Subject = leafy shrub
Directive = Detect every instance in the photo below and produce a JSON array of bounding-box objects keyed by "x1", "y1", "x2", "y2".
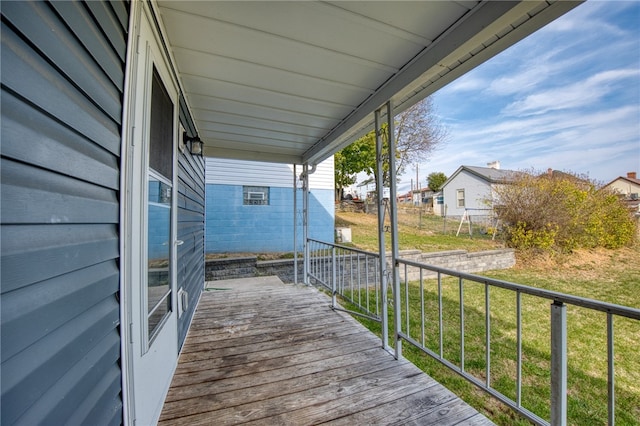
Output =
[
  {"x1": 492, "y1": 169, "x2": 636, "y2": 252},
  {"x1": 508, "y1": 221, "x2": 558, "y2": 250}
]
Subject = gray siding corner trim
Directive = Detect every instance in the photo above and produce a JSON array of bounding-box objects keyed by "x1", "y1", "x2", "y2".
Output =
[{"x1": 1, "y1": 1, "x2": 129, "y2": 424}]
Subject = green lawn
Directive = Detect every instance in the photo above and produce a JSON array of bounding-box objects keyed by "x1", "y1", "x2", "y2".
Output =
[
  {"x1": 335, "y1": 211, "x2": 640, "y2": 425},
  {"x1": 336, "y1": 210, "x2": 503, "y2": 253}
]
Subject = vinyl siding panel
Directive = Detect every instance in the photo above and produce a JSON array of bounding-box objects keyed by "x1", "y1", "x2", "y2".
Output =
[
  {"x1": 309, "y1": 156, "x2": 334, "y2": 190},
  {"x1": 49, "y1": 1, "x2": 125, "y2": 91},
  {"x1": 1, "y1": 1, "x2": 128, "y2": 424},
  {"x1": 1, "y1": 158, "x2": 119, "y2": 224},
  {"x1": 206, "y1": 156, "x2": 334, "y2": 190},
  {"x1": 1, "y1": 90, "x2": 119, "y2": 189},
  {"x1": 1, "y1": 22, "x2": 121, "y2": 155},
  {"x1": 206, "y1": 158, "x2": 296, "y2": 187},
  {"x1": 177, "y1": 106, "x2": 206, "y2": 347}
]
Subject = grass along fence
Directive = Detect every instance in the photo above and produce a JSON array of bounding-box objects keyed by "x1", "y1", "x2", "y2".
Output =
[{"x1": 307, "y1": 239, "x2": 640, "y2": 425}]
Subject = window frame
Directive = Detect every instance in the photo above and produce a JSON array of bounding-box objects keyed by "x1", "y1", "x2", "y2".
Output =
[
  {"x1": 456, "y1": 189, "x2": 465, "y2": 208},
  {"x1": 243, "y1": 185, "x2": 270, "y2": 206}
]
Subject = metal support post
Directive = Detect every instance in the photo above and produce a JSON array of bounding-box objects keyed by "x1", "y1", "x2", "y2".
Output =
[
  {"x1": 302, "y1": 164, "x2": 309, "y2": 285},
  {"x1": 293, "y1": 164, "x2": 298, "y2": 284},
  {"x1": 551, "y1": 302, "x2": 567, "y2": 426},
  {"x1": 375, "y1": 108, "x2": 389, "y2": 352},
  {"x1": 386, "y1": 100, "x2": 402, "y2": 360}
]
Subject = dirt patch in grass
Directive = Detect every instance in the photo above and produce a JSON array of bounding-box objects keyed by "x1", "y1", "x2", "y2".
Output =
[{"x1": 335, "y1": 211, "x2": 378, "y2": 227}]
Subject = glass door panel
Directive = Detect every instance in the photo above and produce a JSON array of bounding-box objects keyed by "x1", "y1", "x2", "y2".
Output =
[
  {"x1": 145, "y1": 66, "x2": 174, "y2": 347},
  {"x1": 147, "y1": 176, "x2": 172, "y2": 342}
]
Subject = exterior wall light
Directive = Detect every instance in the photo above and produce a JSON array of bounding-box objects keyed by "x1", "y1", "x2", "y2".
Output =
[{"x1": 183, "y1": 132, "x2": 203, "y2": 155}]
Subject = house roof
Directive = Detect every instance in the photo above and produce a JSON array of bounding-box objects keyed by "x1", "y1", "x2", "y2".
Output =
[
  {"x1": 442, "y1": 165, "x2": 519, "y2": 188},
  {"x1": 155, "y1": 1, "x2": 582, "y2": 165},
  {"x1": 605, "y1": 176, "x2": 640, "y2": 188}
]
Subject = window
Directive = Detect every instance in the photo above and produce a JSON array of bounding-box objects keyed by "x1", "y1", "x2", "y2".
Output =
[
  {"x1": 243, "y1": 186, "x2": 269, "y2": 205},
  {"x1": 456, "y1": 189, "x2": 465, "y2": 208}
]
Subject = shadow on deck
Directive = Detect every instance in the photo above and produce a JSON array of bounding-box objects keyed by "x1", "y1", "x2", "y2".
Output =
[{"x1": 160, "y1": 276, "x2": 494, "y2": 425}]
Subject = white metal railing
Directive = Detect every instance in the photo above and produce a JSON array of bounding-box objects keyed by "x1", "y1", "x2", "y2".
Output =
[
  {"x1": 305, "y1": 238, "x2": 640, "y2": 426},
  {"x1": 307, "y1": 238, "x2": 381, "y2": 323}
]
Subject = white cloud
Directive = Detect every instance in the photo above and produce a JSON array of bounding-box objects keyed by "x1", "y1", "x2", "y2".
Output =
[
  {"x1": 503, "y1": 68, "x2": 640, "y2": 116},
  {"x1": 440, "y1": 73, "x2": 488, "y2": 94},
  {"x1": 420, "y1": 102, "x2": 640, "y2": 182}
]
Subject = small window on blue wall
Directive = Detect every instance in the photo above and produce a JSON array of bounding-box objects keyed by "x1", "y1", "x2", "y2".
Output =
[{"x1": 243, "y1": 186, "x2": 269, "y2": 205}]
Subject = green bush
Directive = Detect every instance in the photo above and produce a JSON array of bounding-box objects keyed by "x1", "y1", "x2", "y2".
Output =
[
  {"x1": 508, "y1": 221, "x2": 558, "y2": 250},
  {"x1": 492, "y1": 170, "x2": 636, "y2": 252}
]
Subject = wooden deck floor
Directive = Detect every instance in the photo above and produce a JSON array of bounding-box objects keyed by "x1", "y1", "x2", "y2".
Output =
[{"x1": 160, "y1": 276, "x2": 493, "y2": 425}]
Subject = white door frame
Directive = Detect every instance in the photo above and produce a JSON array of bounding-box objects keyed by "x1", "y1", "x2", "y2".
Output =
[{"x1": 120, "y1": 2, "x2": 180, "y2": 424}]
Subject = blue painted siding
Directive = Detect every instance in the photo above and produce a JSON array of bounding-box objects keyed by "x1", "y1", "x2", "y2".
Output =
[
  {"x1": 206, "y1": 185, "x2": 334, "y2": 253},
  {"x1": 176, "y1": 102, "x2": 206, "y2": 348}
]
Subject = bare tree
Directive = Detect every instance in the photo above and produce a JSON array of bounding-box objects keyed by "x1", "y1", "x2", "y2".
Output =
[
  {"x1": 335, "y1": 96, "x2": 448, "y2": 197},
  {"x1": 394, "y1": 97, "x2": 448, "y2": 179}
]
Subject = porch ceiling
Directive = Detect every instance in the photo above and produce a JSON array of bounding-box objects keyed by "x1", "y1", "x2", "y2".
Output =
[{"x1": 156, "y1": 1, "x2": 581, "y2": 165}]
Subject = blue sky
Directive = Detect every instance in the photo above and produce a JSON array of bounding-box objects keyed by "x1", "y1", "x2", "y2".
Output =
[{"x1": 401, "y1": 0, "x2": 640, "y2": 192}]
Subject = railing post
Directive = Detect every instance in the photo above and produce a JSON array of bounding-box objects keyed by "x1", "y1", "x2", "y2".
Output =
[
  {"x1": 331, "y1": 246, "x2": 337, "y2": 309},
  {"x1": 551, "y1": 301, "x2": 567, "y2": 426},
  {"x1": 607, "y1": 313, "x2": 615, "y2": 426}
]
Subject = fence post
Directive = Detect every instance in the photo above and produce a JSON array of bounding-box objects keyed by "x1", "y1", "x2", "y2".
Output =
[{"x1": 551, "y1": 301, "x2": 567, "y2": 426}]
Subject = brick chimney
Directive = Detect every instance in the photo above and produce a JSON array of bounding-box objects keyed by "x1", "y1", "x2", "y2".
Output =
[{"x1": 627, "y1": 172, "x2": 637, "y2": 179}]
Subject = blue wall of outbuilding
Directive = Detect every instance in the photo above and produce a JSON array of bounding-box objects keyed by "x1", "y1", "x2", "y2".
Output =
[{"x1": 205, "y1": 184, "x2": 334, "y2": 253}]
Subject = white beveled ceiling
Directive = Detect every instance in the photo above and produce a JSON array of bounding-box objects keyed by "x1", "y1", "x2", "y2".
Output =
[{"x1": 156, "y1": 1, "x2": 581, "y2": 165}]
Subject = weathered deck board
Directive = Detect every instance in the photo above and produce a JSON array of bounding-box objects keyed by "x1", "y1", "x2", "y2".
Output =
[{"x1": 160, "y1": 276, "x2": 493, "y2": 425}]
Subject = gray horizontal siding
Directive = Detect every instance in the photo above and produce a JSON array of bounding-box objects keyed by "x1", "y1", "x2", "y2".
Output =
[
  {"x1": 1, "y1": 90, "x2": 119, "y2": 189},
  {"x1": 1, "y1": 223, "x2": 119, "y2": 294},
  {"x1": 2, "y1": 261, "x2": 120, "y2": 362},
  {"x1": 1, "y1": 1, "x2": 128, "y2": 425},
  {"x1": 49, "y1": 1, "x2": 125, "y2": 91},
  {"x1": 1, "y1": 159, "x2": 119, "y2": 224},
  {"x1": 1, "y1": 21, "x2": 121, "y2": 155},
  {"x1": 177, "y1": 113, "x2": 206, "y2": 347}
]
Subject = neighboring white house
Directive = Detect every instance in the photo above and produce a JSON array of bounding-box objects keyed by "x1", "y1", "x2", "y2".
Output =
[
  {"x1": 604, "y1": 172, "x2": 640, "y2": 218},
  {"x1": 441, "y1": 163, "x2": 517, "y2": 218},
  {"x1": 604, "y1": 172, "x2": 640, "y2": 200}
]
